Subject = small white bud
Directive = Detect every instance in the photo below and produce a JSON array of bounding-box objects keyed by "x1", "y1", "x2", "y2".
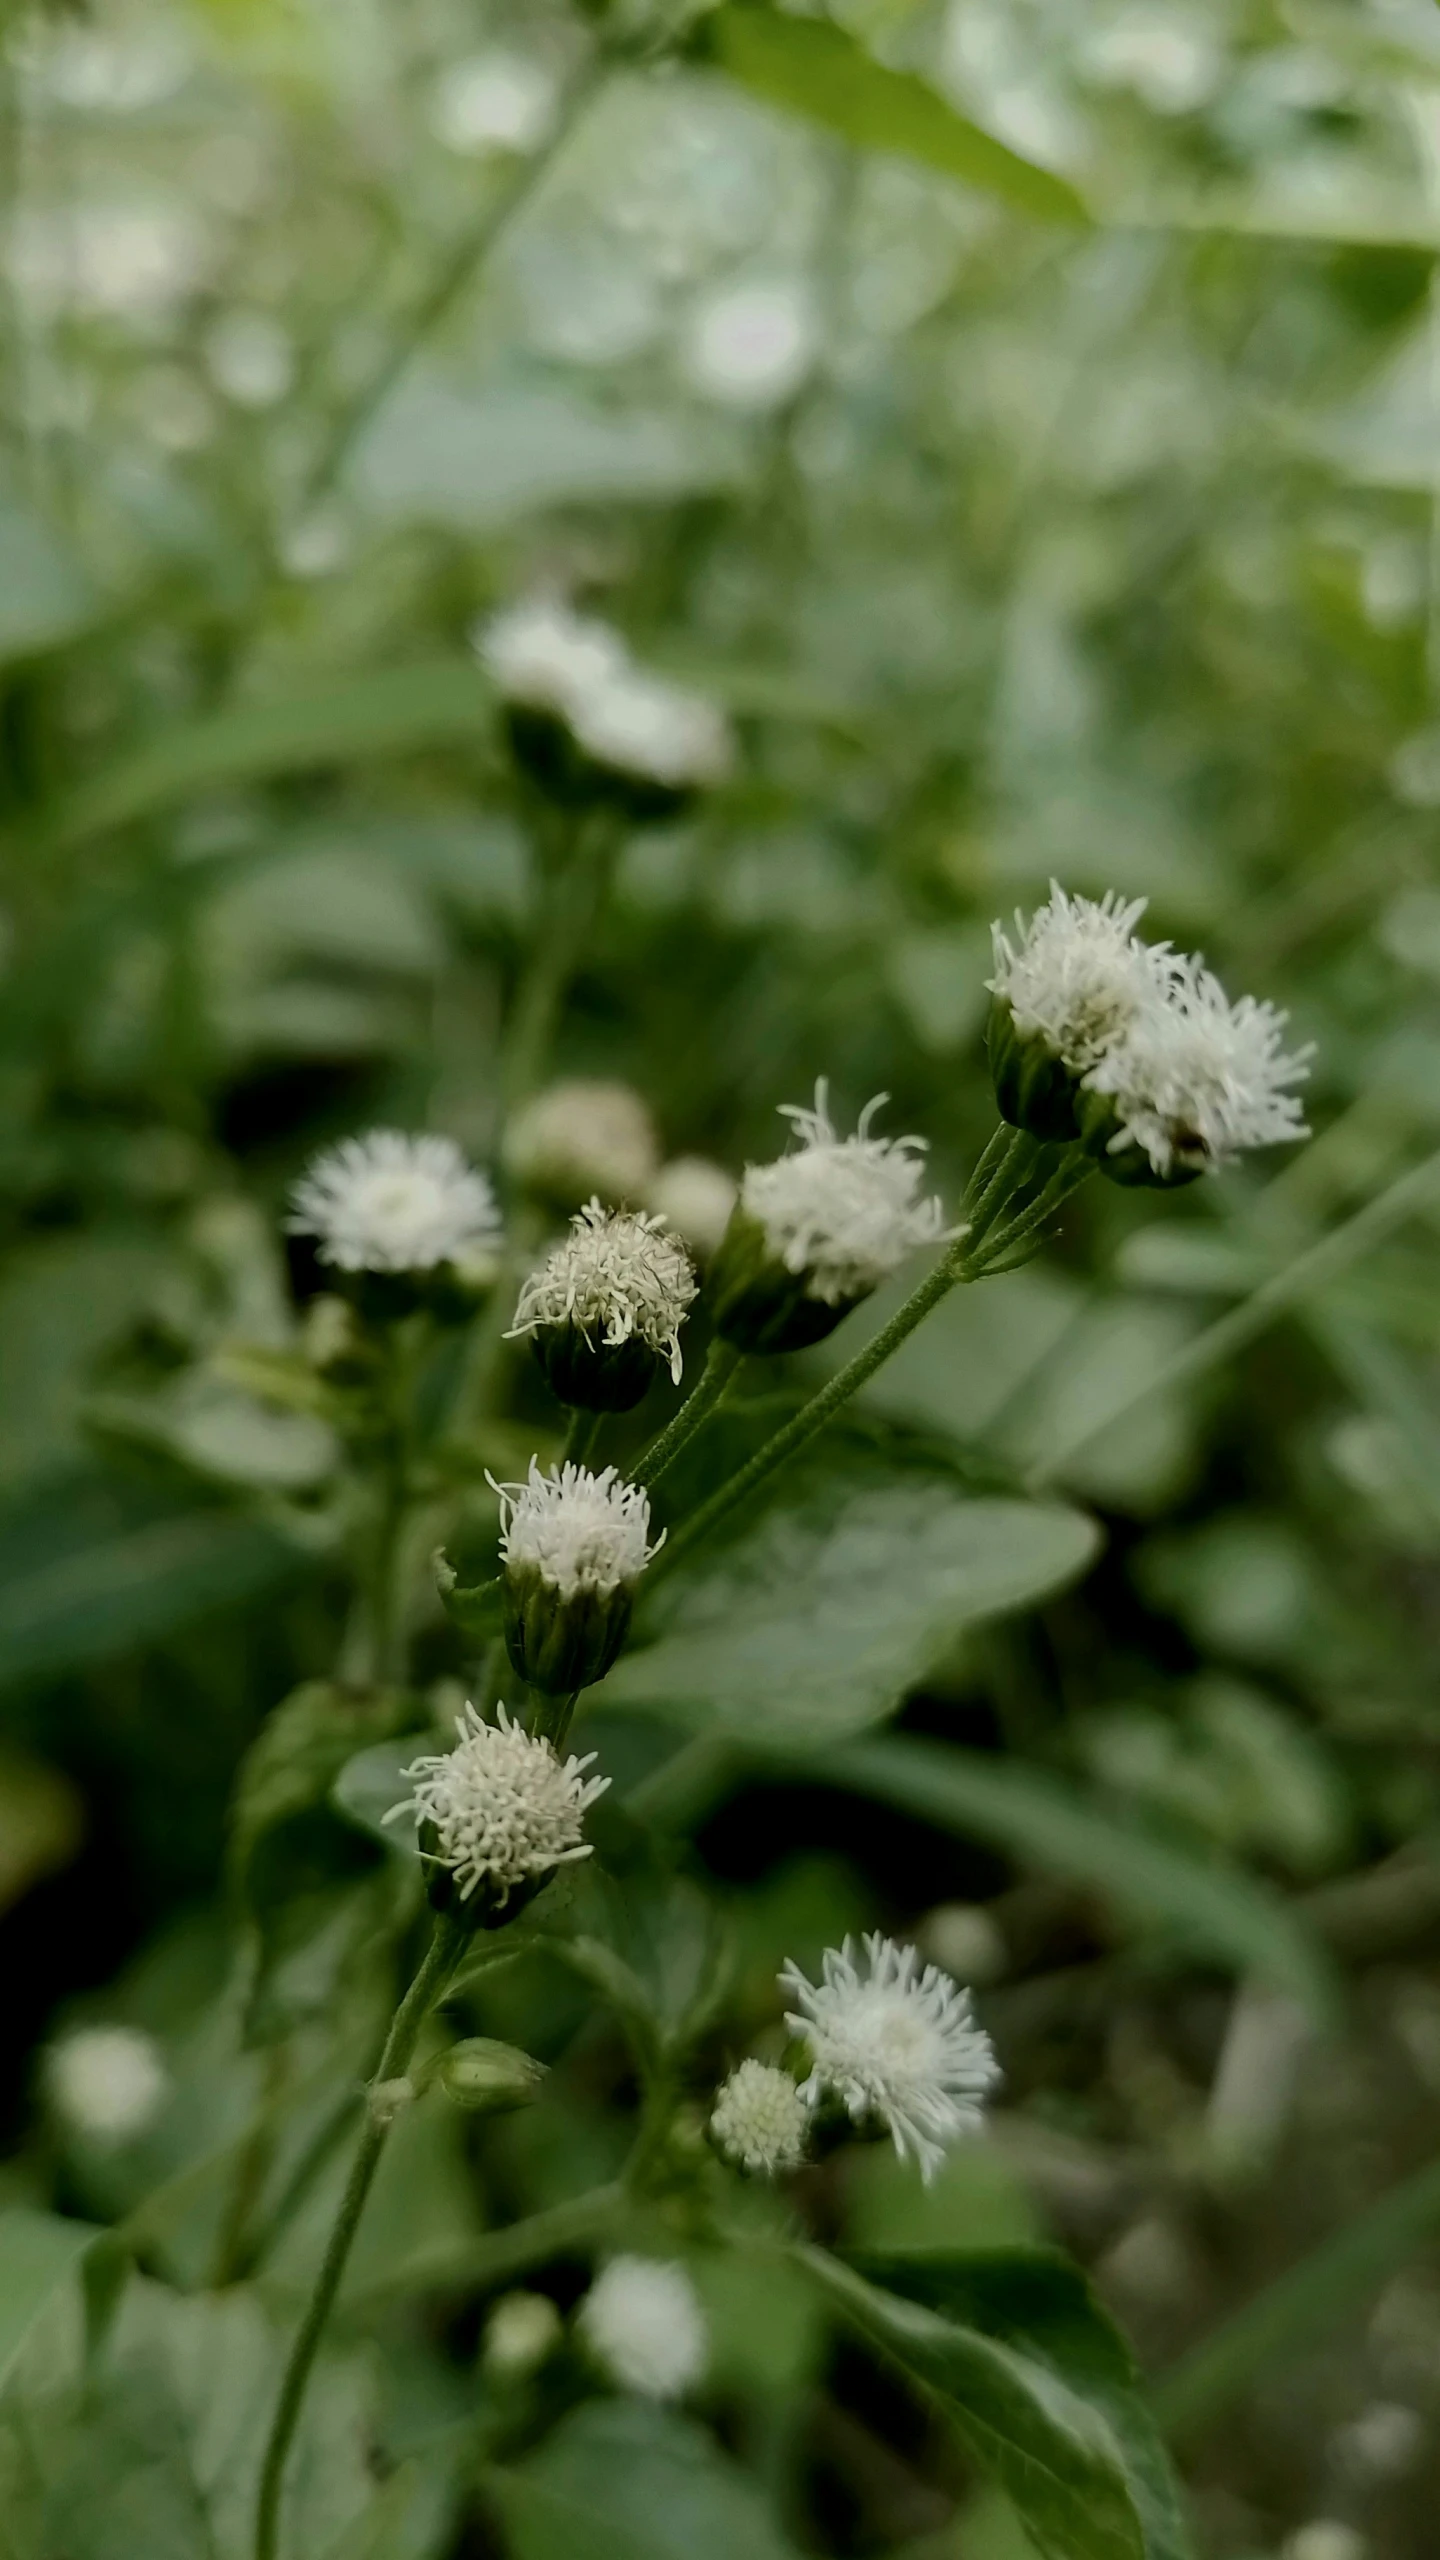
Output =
[
  {"x1": 578, "y1": 2256, "x2": 708, "y2": 2401},
  {"x1": 46, "y1": 2026, "x2": 169, "y2": 2144},
  {"x1": 781, "y1": 1931, "x2": 1000, "y2": 2185},
  {"x1": 368, "y1": 2075, "x2": 415, "y2": 2128},
  {"x1": 710, "y1": 2060, "x2": 809, "y2": 2175},
  {"x1": 647, "y1": 1156, "x2": 738, "y2": 1260},
  {"x1": 504, "y1": 1079, "x2": 659, "y2": 1208},
  {"x1": 483, "y1": 2289, "x2": 563, "y2": 2380}
]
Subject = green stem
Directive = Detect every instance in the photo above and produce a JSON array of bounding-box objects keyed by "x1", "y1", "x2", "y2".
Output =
[
  {"x1": 637, "y1": 1338, "x2": 743, "y2": 1487},
  {"x1": 299, "y1": 52, "x2": 610, "y2": 513},
  {"x1": 253, "y1": 1918, "x2": 463, "y2": 2560},
  {"x1": 651, "y1": 1130, "x2": 1091, "y2": 1582},
  {"x1": 562, "y1": 1407, "x2": 604, "y2": 1467},
  {"x1": 501, "y1": 808, "x2": 622, "y2": 1116}
]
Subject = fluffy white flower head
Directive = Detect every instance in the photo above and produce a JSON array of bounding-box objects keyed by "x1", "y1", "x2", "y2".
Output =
[
  {"x1": 289, "y1": 1130, "x2": 502, "y2": 1275},
  {"x1": 489, "y1": 1457, "x2": 662, "y2": 1597},
  {"x1": 579, "y1": 2256, "x2": 708, "y2": 2401},
  {"x1": 741, "y1": 1080, "x2": 954, "y2": 1305},
  {"x1": 504, "y1": 1078, "x2": 659, "y2": 1205},
  {"x1": 1084, "y1": 955, "x2": 1312, "y2": 1176},
  {"x1": 648, "y1": 1154, "x2": 738, "y2": 1259},
  {"x1": 47, "y1": 2025, "x2": 169, "y2": 2143},
  {"x1": 386, "y1": 1703, "x2": 608, "y2": 1903},
  {"x1": 507, "y1": 1201, "x2": 697, "y2": 1383},
  {"x1": 782, "y1": 1932, "x2": 1000, "y2": 2183},
  {"x1": 570, "y1": 664, "x2": 734, "y2": 789},
  {"x1": 988, "y1": 883, "x2": 1172, "y2": 1076},
  {"x1": 710, "y1": 2059, "x2": 809, "y2": 2174},
  {"x1": 478, "y1": 595, "x2": 626, "y2": 716}
]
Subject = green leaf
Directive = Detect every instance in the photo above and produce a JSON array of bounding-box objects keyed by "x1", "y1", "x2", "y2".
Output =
[
  {"x1": 607, "y1": 1456, "x2": 1098, "y2": 1745},
  {"x1": 0, "y1": 2208, "x2": 102, "y2": 2394},
  {"x1": 231, "y1": 1683, "x2": 413, "y2": 1911},
  {"x1": 795, "y1": 2247, "x2": 1161, "y2": 2560},
  {"x1": 43, "y1": 658, "x2": 492, "y2": 850},
  {"x1": 817, "y1": 1735, "x2": 1338, "y2": 2022},
  {"x1": 0, "y1": 1476, "x2": 301, "y2": 1690},
  {"x1": 1154, "y1": 2155, "x2": 1440, "y2": 2441},
  {"x1": 0, "y1": 494, "x2": 95, "y2": 665},
  {"x1": 702, "y1": 7, "x2": 1088, "y2": 227},
  {"x1": 493, "y1": 2398, "x2": 801, "y2": 2560},
  {"x1": 331, "y1": 1735, "x2": 430, "y2": 1859},
  {"x1": 848, "y1": 2252, "x2": 1192, "y2": 2560}
]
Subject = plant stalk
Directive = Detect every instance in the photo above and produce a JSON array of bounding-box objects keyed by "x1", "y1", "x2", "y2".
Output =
[
  {"x1": 253, "y1": 1917, "x2": 463, "y2": 2560},
  {"x1": 637, "y1": 1336, "x2": 743, "y2": 1487}
]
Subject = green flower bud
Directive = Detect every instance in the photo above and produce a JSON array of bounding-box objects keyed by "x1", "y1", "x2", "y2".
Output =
[
  {"x1": 438, "y1": 2037, "x2": 546, "y2": 2114},
  {"x1": 490, "y1": 1461, "x2": 659, "y2": 1695},
  {"x1": 707, "y1": 1206, "x2": 860, "y2": 1355},
  {"x1": 532, "y1": 1320, "x2": 661, "y2": 1414},
  {"x1": 986, "y1": 996, "x2": 1084, "y2": 1143}
]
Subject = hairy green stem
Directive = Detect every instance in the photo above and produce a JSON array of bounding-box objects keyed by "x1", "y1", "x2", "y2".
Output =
[
  {"x1": 253, "y1": 1918, "x2": 463, "y2": 2560},
  {"x1": 638, "y1": 1337, "x2": 743, "y2": 1487},
  {"x1": 501, "y1": 809, "x2": 622, "y2": 1115},
  {"x1": 562, "y1": 1407, "x2": 604, "y2": 1467}
]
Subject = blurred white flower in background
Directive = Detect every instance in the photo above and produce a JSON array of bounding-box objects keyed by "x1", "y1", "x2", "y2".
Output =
[
  {"x1": 10, "y1": 203, "x2": 204, "y2": 324},
  {"x1": 579, "y1": 2256, "x2": 708, "y2": 2399},
  {"x1": 47, "y1": 2026, "x2": 169, "y2": 2144},
  {"x1": 505, "y1": 1078, "x2": 660, "y2": 1205},
  {"x1": 682, "y1": 280, "x2": 816, "y2": 411},
  {"x1": 204, "y1": 310, "x2": 294, "y2": 410},
  {"x1": 647, "y1": 1156, "x2": 737, "y2": 1259},
  {"x1": 432, "y1": 49, "x2": 556, "y2": 156},
  {"x1": 478, "y1": 597, "x2": 734, "y2": 790},
  {"x1": 289, "y1": 1131, "x2": 502, "y2": 1275},
  {"x1": 1083, "y1": 11, "x2": 1223, "y2": 116}
]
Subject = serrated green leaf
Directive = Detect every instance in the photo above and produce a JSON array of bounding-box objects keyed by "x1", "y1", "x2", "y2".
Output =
[
  {"x1": 703, "y1": 7, "x2": 1088, "y2": 226},
  {"x1": 332, "y1": 1735, "x2": 431, "y2": 1858},
  {"x1": 493, "y1": 2399, "x2": 801, "y2": 2560},
  {"x1": 796, "y1": 2247, "x2": 1149, "y2": 2560},
  {"x1": 818, "y1": 1735, "x2": 1338, "y2": 2022},
  {"x1": 607, "y1": 1459, "x2": 1098, "y2": 1745}
]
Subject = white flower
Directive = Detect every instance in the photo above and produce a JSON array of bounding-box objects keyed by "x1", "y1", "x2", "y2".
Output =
[
  {"x1": 988, "y1": 882, "x2": 1174, "y2": 1077},
  {"x1": 477, "y1": 595, "x2": 626, "y2": 717},
  {"x1": 781, "y1": 1932, "x2": 1000, "y2": 2183},
  {"x1": 579, "y1": 2256, "x2": 708, "y2": 2401},
  {"x1": 482, "y1": 2289, "x2": 564, "y2": 2380},
  {"x1": 504, "y1": 1079, "x2": 659, "y2": 1205},
  {"x1": 1083, "y1": 955, "x2": 1312, "y2": 1177},
  {"x1": 683, "y1": 280, "x2": 817, "y2": 411},
  {"x1": 46, "y1": 2025, "x2": 169, "y2": 2144},
  {"x1": 289, "y1": 1130, "x2": 503, "y2": 1275},
  {"x1": 710, "y1": 2060, "x2": 809, "y2": 2174},
  {"x1": 648, "y1": 1155, "x2": 738, "y2": 1259},
  {"x1": 507, "y1": 1201, "x2": 697, "y2": 1384},
  {"x1": 385, "y1": 1703, "x2": 609, "y2": 1903},
  {"x1": 476, "y1": 594, "x2": 733, "y2": 789},
  {"x1": 741, "y1": 1080, "x2": 954, "y2": 1306},
  {"x1": 569, "y1": 665, "x2": 734, "y2": 790},
  {"x1": 431, "y1": 50, "x2": 556, "y2": 156},
  {"x1": 488, "y1": 1457, "x2": 662, "y2": 1597}
]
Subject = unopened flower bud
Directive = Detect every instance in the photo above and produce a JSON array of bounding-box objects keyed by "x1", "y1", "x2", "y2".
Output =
[
  {"x1": 507, "y1": 1202, "x2": 696, "y2": 1411},
  {"x1": 368, "y1": 2075, "x2": 416, "y2": 2127},
  {"x1": 709, "y1": 1082, "x2": 952, "y2": 1355},
  {"x1": 482, "y1": 2289, "x2": 563, "y2": 2381},
  {"x1": 505, "y1": 1079, "x2": 659, "y2": 1210},
  {"x1": 439, "y1": 2037, "x2": 546, "y2": 2114},
  {"x1": 490, "y1": 1459, "x2": 660, "y2": 1693}
]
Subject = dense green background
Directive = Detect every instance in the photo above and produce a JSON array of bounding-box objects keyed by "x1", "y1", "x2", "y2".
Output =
[{"x1": 5, "y1": 1, "x2": 1440, "y2": 2554}]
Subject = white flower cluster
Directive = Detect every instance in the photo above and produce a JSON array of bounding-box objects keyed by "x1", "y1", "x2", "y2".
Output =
[
  {"x1": 990, "y1": 884, "x2": 1311, "y2": 1175},
  {"x1": 782, "y1": 1932, "x2": 1000, "y2": 2183},
  {"x1": 488, "y1": 1457, "x2": 662, "y2": 1598},
  {"x1": 46, "y1": 2024, "x2": 169, "y2": 2144},
  {"x1": 710, "y1": 2059, "x2": 809, "y2": 2174},
  {"x1": 742, "y1": 1081, "x2": 954, "y2": 1305},
  {"x1": 387, "y1": 1703, "x2": 609, "y2": 1902},
  {"x1": 289, "y1": 1130, "x2": 503, "y2": 1274},
  {"x1": 479, "y1": 595, "x2": 733, "y2": 790},
  {"x1": 507, "y1": 1201, "x2": 697, "y2": 1383},
  {"x1": 579, "y1": 2255, "x2": 708, "y2": 2401}
]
